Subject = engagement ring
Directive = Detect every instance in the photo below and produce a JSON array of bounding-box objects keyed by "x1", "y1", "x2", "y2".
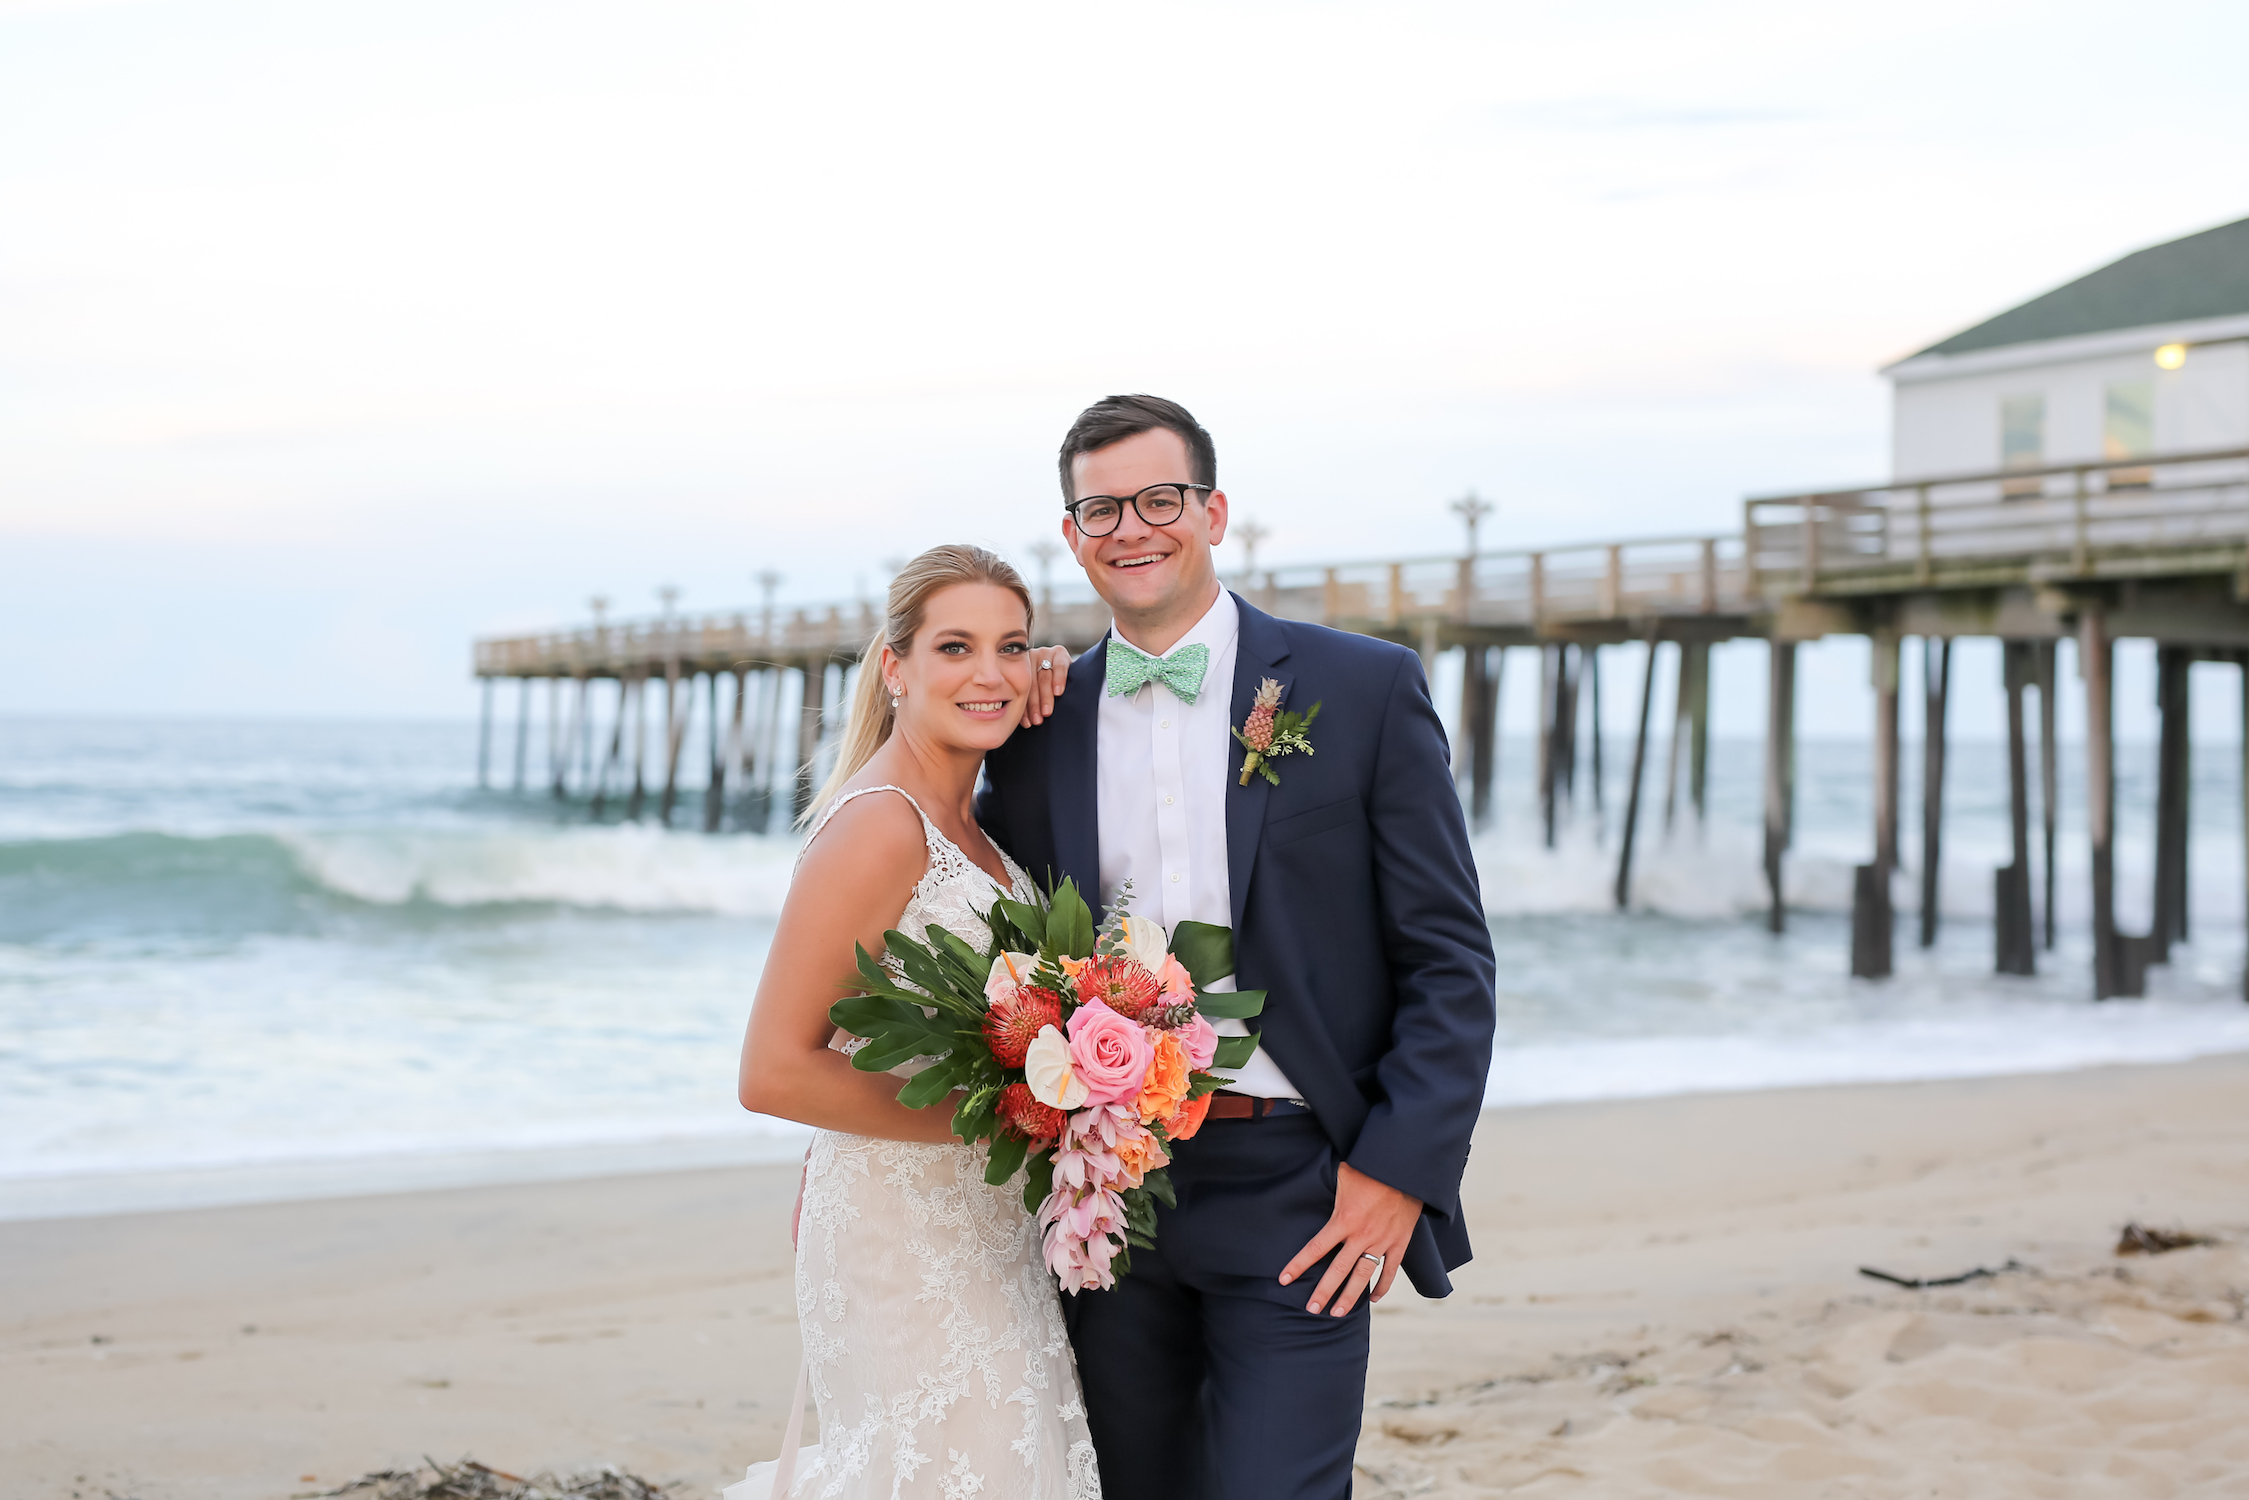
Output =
[{"x1": 1040, "y1": 658, "x2": 1053, "y2": 670}]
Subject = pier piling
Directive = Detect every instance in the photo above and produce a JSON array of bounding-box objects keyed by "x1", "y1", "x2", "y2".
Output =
[
  {"x1": 1687, "y1": 641, "x2": 1709, "y2": 826},
  {"x1": 792, "y1": 661, "x2": 826, "y2": 823},
  {"x1": 1920, "y1": 636, "x2": 1951, "y2": 947},
  {"x1": 592, "y1": 678, "x2": 627, "y2": 819},
  {"x1": 1997, "y1": 641, "x2": 2036, "y2": 976},
  {"x1": 1851, "y1": 634, "x2": 1900, "y2": 979},
  {"x1": 659, "y1": 663, "x2": 687, "y2": 826},
  {"x1": 2082, "y1": 607, "x2": 2137, "y2": 999},
  {"x1": 512, "y1": 678, "x2": 530, "y2": 794},
  {"x1": 1664, "y1": 639, "x2": 1710, "y2": 834},
  {"x1": 2152, "y1": 646, "x2": 2191, "y2": 956},
  {"x1": 704, "y1": 671, "x2": 726, "y2": 833},
  {"x1": 2240, "y1": 654, "x2": 2249, "y2": 1002},
  {"x1": 1539, "y1": 645, "x2": 1566, "y2": 848},
  {"x1": 1614, "y1": 628, "x2": 1660, "y2": 911},
  {"x1": 2036, "y1": 641, "x2": 2059, "y2": 949},
  {"x1": 548, "y1": 679, "x2": 566, "y2": 799},
  {"x1": 1588, "y1": 646, "x2": 1605, "y2": 832},
  {"x1": 574, "y1": 674, "x2": 593, "y2": 791},
  {"x1": 722, "y1": 666, "x2": 748, "y2": 831},
  {"x1": 627, "y1": 677, "x2": 648, "y2": 820},
  {"x1": 1763, "y1": 640, "x2": 1796, "y2": 934},
  {"x1": 477, "y1": 679, "x2": 493, "y2": 790},
  {"x1": 1459, "y1": 645, "x2": 1501, "y2": 832}
]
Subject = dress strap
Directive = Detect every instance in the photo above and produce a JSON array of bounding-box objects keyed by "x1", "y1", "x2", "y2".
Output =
[{"x1": 799, "y1": 784, "x2": 940, "y2": 865}]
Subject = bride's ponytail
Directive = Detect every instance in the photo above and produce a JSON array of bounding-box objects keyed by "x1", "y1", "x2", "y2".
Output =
[{"x1": 800, "y1": 544, "x2": 1034, "y2": 826}]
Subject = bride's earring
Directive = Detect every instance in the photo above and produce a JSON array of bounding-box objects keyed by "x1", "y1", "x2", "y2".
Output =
[{"x1": 891, "y1": 683, "x2": 904, "y2": 710}]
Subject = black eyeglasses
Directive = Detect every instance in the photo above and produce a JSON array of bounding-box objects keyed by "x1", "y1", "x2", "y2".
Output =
[{"x1": 1063, "y1": 482, "x2": 1212, "y2": 537}]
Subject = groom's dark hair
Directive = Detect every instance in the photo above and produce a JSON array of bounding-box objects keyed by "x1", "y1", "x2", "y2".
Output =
[{"x1": 1057, "y1": 394, "x2": 1216, "y2": 504}]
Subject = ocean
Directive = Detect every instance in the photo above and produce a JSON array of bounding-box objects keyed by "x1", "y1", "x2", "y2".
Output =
[{"x1": 5, "y1": 712, "x2": 2248, "y2": 1221}]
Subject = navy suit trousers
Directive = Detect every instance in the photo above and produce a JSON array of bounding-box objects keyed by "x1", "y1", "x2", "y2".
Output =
[{"x1": 1070, "y1": 1113, "x2": 1370, "y2": 1500}]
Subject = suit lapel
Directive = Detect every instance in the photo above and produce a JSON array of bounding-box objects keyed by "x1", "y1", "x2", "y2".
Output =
[
  {"x1": 1046, "y1": 640, "x2": 1104, "y2": 898},
  {"x1": 1225, "y1": 595, "x2": 1293, "y2": 935}
]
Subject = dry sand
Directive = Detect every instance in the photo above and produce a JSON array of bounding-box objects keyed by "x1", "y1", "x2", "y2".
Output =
[{"x1": 6, "y1": 1054, "x2": 2246, "y2": 1499}]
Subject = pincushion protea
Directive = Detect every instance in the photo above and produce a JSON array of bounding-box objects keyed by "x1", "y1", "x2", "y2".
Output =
[
  {"x1": 983, "y1": 985, "x2": 1064, "y2": 1068},
  {"x1": 1077, "y1": 956, "x2": 1158, "y2": 1022},
  {"x1": 997, "y1": 1081, "x2": 1067, "y2": 1145}
]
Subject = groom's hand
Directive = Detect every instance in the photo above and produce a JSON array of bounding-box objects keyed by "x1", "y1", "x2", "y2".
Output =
[
  {"x1": 1020, "y1": 645, "x2": 1073, "y2": 726},
  {"x1": 1281, "y1": 1162, "x2": 1422, "y2": 1317}
]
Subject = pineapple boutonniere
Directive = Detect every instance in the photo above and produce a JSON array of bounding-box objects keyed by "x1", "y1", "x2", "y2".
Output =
[{"x1": 1234, "y1": 678, "x2": 1321, "y2": 786}]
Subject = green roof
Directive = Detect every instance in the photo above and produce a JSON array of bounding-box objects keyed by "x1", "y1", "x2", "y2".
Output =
[{"x1": 1918, "y1": 215, "x2": 2249, "y2": 358}]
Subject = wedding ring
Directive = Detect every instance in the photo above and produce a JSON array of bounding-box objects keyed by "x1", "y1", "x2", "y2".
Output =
[{"x1": 1360, "y1": 1253, "x2": 1385, "y2": 1269}]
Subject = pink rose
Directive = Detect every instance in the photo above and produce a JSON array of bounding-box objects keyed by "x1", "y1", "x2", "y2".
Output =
[
  {"x1": 1065, "y1": 1000, "x2": 1153, "y2": 1106},
  {"x1": 1176, "y1": 1013, "x2": 1218, "y2": 1071},
  {"x1": 1156, "y1": 954, "x2": 1196, "y2": 1004}
]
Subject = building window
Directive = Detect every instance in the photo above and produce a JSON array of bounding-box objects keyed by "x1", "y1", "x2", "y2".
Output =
[
  {"x1": 2001, "y1": 393, "x2": 2044, "y2": 496},
  {"x1": 2105, "y1": 380, "x2": 2154, "y2": 488}
]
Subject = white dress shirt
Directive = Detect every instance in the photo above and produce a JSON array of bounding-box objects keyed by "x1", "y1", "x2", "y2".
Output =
[{"x1": 1097, "y1": 589, "x2": 1302, "y2": 1100}]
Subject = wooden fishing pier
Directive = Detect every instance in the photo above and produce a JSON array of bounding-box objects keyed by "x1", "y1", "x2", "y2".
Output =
[{"x1": 474, "y1": 443, "x2": 2249, "y2": 1001}]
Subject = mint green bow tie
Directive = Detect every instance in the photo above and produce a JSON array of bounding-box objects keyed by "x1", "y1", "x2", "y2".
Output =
[{"x1": 1105, "y1": 638, "x2": 1211, "y2": 704}]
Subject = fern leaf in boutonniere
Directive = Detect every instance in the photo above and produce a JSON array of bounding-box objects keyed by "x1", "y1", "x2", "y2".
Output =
[{"x1": 1233, "y1": 678, "x2": 1321, "y2": 786}]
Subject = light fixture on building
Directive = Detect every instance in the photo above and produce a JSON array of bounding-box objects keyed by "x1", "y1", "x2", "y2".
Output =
[{"x1": 2154, "y1": 342, "x2": 2188, "y2": 370}]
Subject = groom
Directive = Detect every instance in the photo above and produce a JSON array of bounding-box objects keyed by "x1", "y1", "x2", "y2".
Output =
[{"x1": 979, "y1": 395, "x2": 1497, "y2": 1498}]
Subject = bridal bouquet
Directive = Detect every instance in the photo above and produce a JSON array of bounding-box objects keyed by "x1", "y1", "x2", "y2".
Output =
[{"x1": 830, "y1": 880, "x2": 1264, "y2": 1292}]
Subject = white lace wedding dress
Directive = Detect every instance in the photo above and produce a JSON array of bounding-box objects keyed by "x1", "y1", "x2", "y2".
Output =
[{"x1": 731, "y1": 785, "x2": 1101, "y2": 1500}]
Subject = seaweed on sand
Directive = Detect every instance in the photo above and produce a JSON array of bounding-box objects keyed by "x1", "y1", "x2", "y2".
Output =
[{"x1": 309, "y1": 1458, "x2": 673, "y2": 1500}]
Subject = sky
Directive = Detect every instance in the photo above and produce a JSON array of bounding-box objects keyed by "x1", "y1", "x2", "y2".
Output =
[{"x1": 4, "y1": 0, "x2": 2247, "y2": 731}]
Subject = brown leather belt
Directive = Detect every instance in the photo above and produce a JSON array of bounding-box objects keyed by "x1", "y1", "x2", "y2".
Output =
[{"x1": 1205, "y1": 1092, "x2": 1308, "y2": 1121}]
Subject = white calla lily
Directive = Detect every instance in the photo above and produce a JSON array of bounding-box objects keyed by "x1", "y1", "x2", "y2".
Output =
[
  {"x1": 1118, "y1": 914, "x2": 1170, "y2": 975},
  {"x1": 1023, "y1": 1025, "x2": 1091, "y2": 1110}
]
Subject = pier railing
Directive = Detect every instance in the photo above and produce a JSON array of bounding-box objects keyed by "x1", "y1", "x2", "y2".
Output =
[
  {"x1": 1746, "y1": 444, "x2": 2249, "y2": 596},
  {"x1": 474, "y1": 534, "x2": 1754, "y2": 678}
]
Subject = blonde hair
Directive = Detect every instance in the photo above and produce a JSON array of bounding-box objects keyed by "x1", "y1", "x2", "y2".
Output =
[{"x1": 801, "y1": 544, "x2": 1035, "y2": 824}]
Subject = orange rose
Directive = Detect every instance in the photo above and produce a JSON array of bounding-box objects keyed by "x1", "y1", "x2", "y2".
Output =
[
  {"x1": 1134, "y1": 1031, "x2": 1191, "y2": 1125},
  {"x1": 1111, "y1": 1120, "x2": 1170, "y2": 1188},
  {"x1": 1164, "y1": 1090, "x2": 1213, "y2": 1143}
]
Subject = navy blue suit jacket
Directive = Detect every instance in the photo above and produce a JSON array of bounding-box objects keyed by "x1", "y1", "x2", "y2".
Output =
[{"x1": 977, "y1": 594, "x2": 1497, "y2": 1298}]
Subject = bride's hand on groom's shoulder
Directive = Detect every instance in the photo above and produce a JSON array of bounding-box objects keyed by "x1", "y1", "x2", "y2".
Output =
[{"x1": 1019, "y1": 644, "x2": 1074, "y2": 727}]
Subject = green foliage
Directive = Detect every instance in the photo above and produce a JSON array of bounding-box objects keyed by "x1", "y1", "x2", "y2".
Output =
[
  {"x1": 1121, "y1": 1185, "x2": 1160, "y2": 1248},
  {"x1": 1191, "y1": 986, "x2": 1265, "y2": 1020},
  {"x1": 896, "y1": 1056, "x2": 973, "y2": 1110},
  {"x1": 921, "y1": 923, "x2": 993, "y2": 993},
  {"x1": 883, "y1": 932, "x2": 981, "y2": 1016},
  {"x1": 1141, "y1": 1167, "x2": 1176, "y2": 1210},
  {"x1": 990, "y1": 896, "x2": 1048, "y2": 950},
  {"x1": 1167, "y1": 920, "x2": 1236, "y2": 986},
  {"x1": 983, "y1": 1129, "x2": 1029, "y2": 1186},
  {"x1": 1045, "y1": 879, "x2": 1096, "y2": 962},
  {"x1": 1210, "y1": 1031, "x2": 1260, "y2": 1070}
]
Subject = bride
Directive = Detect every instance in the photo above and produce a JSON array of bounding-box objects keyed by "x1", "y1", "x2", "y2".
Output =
[{"x1": 734, "y1": 545, "x2": 1101, "y2": 1500}]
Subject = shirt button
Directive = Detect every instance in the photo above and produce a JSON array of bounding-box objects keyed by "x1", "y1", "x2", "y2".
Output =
[
  {"x1": 1170, "y1": 872, "x2": 1182, "y2": 883},
  {"x1": 1159, "y1": 719, "x2": 1171, "y2": 729},
  {"x1": 1164, "y1": 795, "x2": 1175, "y2": 805}
]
